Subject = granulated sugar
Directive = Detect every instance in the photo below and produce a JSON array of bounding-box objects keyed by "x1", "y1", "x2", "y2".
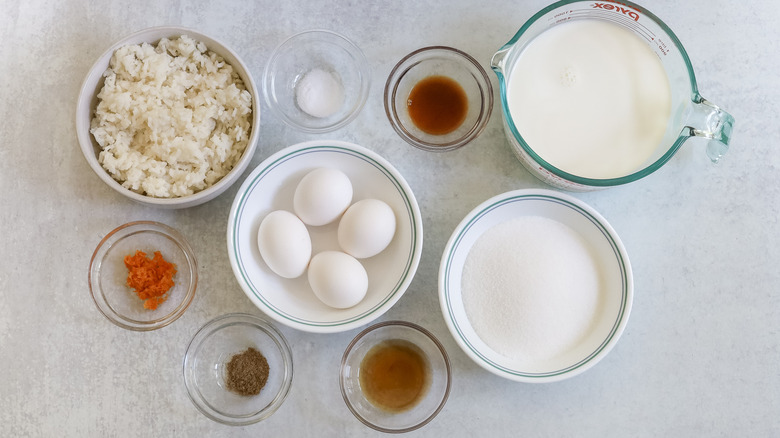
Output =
[{"x1": 461, "y1": 216, "x2": 601, "y2": 362}]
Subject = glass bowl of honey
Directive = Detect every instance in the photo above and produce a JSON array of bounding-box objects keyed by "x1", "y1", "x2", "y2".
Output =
[
  {"x1": 340, "y1": 320, "x2": 451, "y2": 433},
  {"x1": 384, "y1": 46, "x2": 493, "y2": 152}
]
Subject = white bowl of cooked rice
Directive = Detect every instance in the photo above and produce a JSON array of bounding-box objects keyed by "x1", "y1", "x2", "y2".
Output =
[{"x1": 76, "y1": 26, "x2": 260, "y2": 209}]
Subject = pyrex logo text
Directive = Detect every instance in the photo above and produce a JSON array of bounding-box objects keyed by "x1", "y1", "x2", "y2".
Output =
[{"x1": 592, "y1": 3, "x2": 640, "y2": 21}]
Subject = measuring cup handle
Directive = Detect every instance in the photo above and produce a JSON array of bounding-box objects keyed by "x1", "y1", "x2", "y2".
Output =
[{"x1": 686, "y1": 97, "x2": 735, "y2": 163}]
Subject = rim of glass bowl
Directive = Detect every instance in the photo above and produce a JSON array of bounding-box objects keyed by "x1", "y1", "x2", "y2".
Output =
[
  {"x1": 339, "y1": 320, "x2": 452, "y2": 433},
  {"x1": 262, "y1": 29, "x2": 371, "y2": 134},
  {"x1": 88, "y1": 221, "x2": 198, "y2": 331},
  {"x1": 383, "y1": 46, "x2": 494, "y2": 152},
  {"x1": 182, "y1": 313, "x2": 294, "y2": 426}
]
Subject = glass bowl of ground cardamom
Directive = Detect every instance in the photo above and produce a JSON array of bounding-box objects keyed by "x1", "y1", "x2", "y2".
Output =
[{"x1": 183, "y1": 313, "x2": 294, "y2": 426}]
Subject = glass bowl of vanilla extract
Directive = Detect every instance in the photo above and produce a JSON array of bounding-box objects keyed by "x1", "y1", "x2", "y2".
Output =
[
  {"x1": 384, "y1": 46, "x2": 493, "y2": 152},
  {"x1": 340, "y1": 320, "x2": 452, "y2": 433}
]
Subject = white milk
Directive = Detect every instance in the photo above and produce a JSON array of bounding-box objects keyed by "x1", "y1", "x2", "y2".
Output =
[{"x1": 506, "y1": 20, "x2": 671, "y2": 179}]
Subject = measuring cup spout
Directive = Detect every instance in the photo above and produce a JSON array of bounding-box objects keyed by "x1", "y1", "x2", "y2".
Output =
[
  {"x1": 490, "y1": 46, "x2": 511, "y2": 74},
  {"x1": 685, "y1": 97, "x2": 735, "y2": 163}
]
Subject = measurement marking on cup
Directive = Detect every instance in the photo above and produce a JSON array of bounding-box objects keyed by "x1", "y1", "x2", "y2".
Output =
[{"x1": 566, "y1": 11, "x2": 658, "y2": 49}]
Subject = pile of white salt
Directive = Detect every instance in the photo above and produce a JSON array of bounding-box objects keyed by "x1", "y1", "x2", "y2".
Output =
[
  {"x1": 461, "y1": 216, "x2": 602, "y2": 362},
  {"x1": 295, "y1": 68, "x2": 344, "y2": 119}
]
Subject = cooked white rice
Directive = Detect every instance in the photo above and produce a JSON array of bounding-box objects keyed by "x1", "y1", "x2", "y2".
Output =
[{"x1": 90, "y1": 35, "x2": 252, "y2": 198}]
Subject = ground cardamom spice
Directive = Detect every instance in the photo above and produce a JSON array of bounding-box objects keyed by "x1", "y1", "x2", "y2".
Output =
[{"x1": 225, "y1": 347, "x2": 270, "y2": 396}]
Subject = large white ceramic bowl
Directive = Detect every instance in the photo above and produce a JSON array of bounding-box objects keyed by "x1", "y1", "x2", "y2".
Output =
[
  {"x1": 76, "y1": 26, "x2": 261, "y2": 209},
  {"x1": 227, "y1": 140, "x2": 423, "y2": 333},
  {"x1": 439, "y1": 189, "x2": 633, "y2": 382}
]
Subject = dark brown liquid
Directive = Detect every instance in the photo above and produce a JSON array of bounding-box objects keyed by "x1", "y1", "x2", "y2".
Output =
[
  {"x1": 407, "y1": 75, "x2": 468, "y2": 135},
  {"x1": 359, "y1": 339, "x2": 430, "y2": 412}
]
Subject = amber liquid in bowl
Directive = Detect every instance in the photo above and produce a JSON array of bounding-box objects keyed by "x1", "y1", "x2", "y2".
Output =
[
  {"x1": 407, "y1": 75, "x2": 468, "y2": 135},
  {"x1": 359, "y1": 339, "x2": 430, "y2": 412}
]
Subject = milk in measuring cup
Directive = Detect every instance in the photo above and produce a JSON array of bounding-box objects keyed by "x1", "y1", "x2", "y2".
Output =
[{"x1": 506, "y1": 20, "x2": 671, "y2": 179}]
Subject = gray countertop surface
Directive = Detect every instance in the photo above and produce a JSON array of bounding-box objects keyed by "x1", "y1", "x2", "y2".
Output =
[{"x1": 1, "y1": 0, "x2": 777, "y2": 436}]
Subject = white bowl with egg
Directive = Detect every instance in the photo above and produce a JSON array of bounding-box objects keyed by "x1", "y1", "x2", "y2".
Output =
[
  {"x1": 227, "y1": 140, "x2": 423, "y2": 333},
  {"x1": 439, "y1": 189, "x2": 633, "y2": 382},
  {"x1": 76, "y1": 26, "x2": 261, "y2": 209}
]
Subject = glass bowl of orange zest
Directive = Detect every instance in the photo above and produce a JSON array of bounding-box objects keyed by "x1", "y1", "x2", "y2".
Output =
[{"x1": 89, "y1": 221, "x2": 198, "y2": 331}]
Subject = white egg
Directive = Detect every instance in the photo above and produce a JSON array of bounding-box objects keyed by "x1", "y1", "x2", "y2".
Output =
[
  {"x1": 293, "y1": 168, "x2": 353, "y2": 226},
  {"x1": 338, "y1": 199, "x2": 396, "y2": 259},
  {"x1": 307, "y1": 251, "x2": 368, "y2": 309},
  {"x1": 257, "y1": 210, "x2": 312, "y2": 279}
]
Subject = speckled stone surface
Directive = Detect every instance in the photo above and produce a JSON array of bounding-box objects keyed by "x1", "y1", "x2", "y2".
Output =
[{"x1": 1, "y1": 0, "x2": 778, "y2": 436}]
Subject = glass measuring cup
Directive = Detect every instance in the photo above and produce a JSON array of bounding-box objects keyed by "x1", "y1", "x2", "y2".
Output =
[{"x1": 491, "y1": 0, "x2": 735, "y2": 191}]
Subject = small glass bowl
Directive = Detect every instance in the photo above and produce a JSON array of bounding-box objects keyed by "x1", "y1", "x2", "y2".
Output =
[
  {"x1": 340, "y1": 321, "x2": 451, "y2": 433},
  {"x1": 183, "y1": 313, "x2": 294, "y2": 426},
  {"x1": 263, "y1": 29, "x2": 371, "y2": 133},
  {"x1": 384, "y1": 46, "x2": 493, "y2": 152},
  {"x1": 88, "y1": 221, "x2": 198, "y2": 331}
]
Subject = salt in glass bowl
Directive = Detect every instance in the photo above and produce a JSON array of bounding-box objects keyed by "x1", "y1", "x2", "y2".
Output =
[
  {"x1": 88, "y1": 221, "x2": 198, "y2": 331},
  {"x1": 183, "y1": 313, "x2": 294, "y2": 426},
  {"x1": 263, "y1": 29, "x2": 370, "y2": 133},
  {"x1": 340, "y1": 321, "x2": 451, "y2": 433},
  {"x1": 384, "y1": 46, "x2": 493, "y2": 152},
  {"x1": 439, "y1": 189, "x2": 633, "y2": 383},
  {"x1": 76, "y1": 26, "x2": 261, "y2": 209}
]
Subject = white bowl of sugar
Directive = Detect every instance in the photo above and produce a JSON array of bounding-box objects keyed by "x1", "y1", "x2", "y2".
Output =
[{"x1": 438, "y1": 189, "x2": 633, "y2": 382}]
